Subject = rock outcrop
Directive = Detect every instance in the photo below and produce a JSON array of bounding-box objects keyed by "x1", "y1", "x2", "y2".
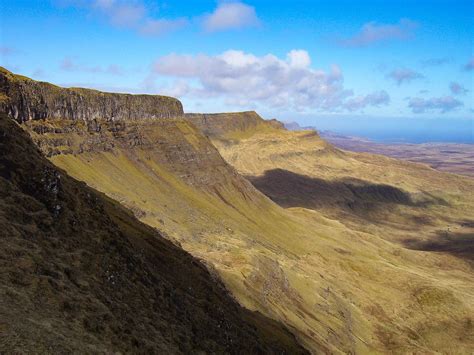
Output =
[{"x1": 0, "y1": 67, "x2": 183, "y2": 123}]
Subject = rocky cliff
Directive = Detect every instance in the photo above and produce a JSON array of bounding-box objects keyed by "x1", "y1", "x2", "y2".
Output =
[
  {"x1": 0, "y1": 67, "x2": 257, "y2": 195},
  {"x1": 0, "y1": 67, "x2": 183, "y2": 123},
  {"x1": 185, "y1": 111, "x2": 285, "y2": 139}
]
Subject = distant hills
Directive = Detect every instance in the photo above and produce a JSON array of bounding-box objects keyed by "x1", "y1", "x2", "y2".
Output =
[{"x1": 320, "y1": 130, "x2": 474, "y2": 178}]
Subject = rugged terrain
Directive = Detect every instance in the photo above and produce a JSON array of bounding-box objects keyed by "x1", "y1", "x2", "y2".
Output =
[
  {"x1": 0, "y1": 113, "x2": 308, "y2": 353},
  {"x1": 321, "y1": 131, "x2": 474, "y2": 177},
  {"x1": 189, "y1": 112, "x2": 474, "y2": 353},
  {"x1": 2, "y1": 68, "x2": 474, "y2": 353}
]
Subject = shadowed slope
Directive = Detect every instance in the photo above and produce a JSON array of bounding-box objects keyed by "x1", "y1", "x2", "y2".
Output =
[
  {"x1": 404, "y1": 229, "x2": 474, "y2": 264},
  {"x1": 249, "y1": 168, "x2": 415, "y2": 210},
  {"x1": 0, "y1": 114, "x2": 307, "y2": 354}
]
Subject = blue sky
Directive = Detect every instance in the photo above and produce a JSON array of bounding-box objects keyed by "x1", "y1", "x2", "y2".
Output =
[{"x1": 1, "y1": 0, "x2": 473, "y2": 142}]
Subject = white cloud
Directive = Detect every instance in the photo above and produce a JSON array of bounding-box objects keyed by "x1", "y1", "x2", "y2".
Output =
[
  {"x1": 60, "y1": 0, "x2": 187, "y2": 36},
  {"x1": 340, "y1": 18, "x2": 418, "y2": 47},
  {"x1": 344, "y1": 90, "x2": 390, "y2": 111},
  {"x1": 95, "y1": 0, "x2": 146, "y2": 27},
  {"x1": 151, "y1": 49, "x2": 387, "y2": 113},
  {"x1": 387, "y1": 68, "x2": 424, "y2": 85},
  {"x1": 408, "y1": 96, "x2": 463, "y2": 113},
  {"x1": 203, "y1": 2, "x2": 260, "y2": 32},
  {"x1": 287, "y1": 50, "x2": 311, "y2": 68},
  {"x1": 158, "y1": 80, "x2": 191, "y2": 98}
]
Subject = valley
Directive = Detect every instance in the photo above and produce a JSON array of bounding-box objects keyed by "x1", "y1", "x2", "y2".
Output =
[{"x1": 1, "y1": 67, "x2": 473, "y2": 353}]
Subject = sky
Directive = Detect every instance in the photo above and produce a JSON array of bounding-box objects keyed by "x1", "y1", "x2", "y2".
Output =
[{"x1": 1, "y1": 0, "x2": 473, "y2": 142}]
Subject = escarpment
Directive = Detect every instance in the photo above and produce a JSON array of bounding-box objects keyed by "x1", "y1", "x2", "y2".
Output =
[
  {"x1": 2, "y1": 68, "x2": 474, "y2": 354},
  {"x1": 185, "y1": 111, "x2": 285, "y2": 139},
  {"x1": 0, "y1": 67, "x2": 256, "y2": 194},
  {"x1": 24, "y1": 117, "x2": 260, "y2": 193},
  {"x1": 0, "y1": 67, "x2": 183, "y2": 123}
]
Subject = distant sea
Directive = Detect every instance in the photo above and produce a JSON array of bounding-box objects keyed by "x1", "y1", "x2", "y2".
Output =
[{"x1": 305, "y1": 116, "x2": 474, "y2": 144}]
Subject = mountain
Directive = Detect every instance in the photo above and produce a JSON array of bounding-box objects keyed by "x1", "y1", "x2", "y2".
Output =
[
  {"x1": 188, "y1": 111, "x2": 474, "y2": 352},
  {"x1": 283, "y1": 121, "x2": 303, "y2": 131},
  {"x1": 1, "y1": 67, "x2": 473, "y2": 353},
  {"x1": 0, "y1": 90, "x2": 306, "y2": 352}
]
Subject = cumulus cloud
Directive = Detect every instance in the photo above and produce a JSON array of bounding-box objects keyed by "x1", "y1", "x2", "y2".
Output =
[
  {"x1": 157, "y1": 80, "x2": 191, "y2": 98},
  {"x1": 449, "y1": 82, "x2": 468, "y2": 95},
  {"x1": 60, "y1": 57, "x2": 124, "y2": 75},
  {"x1": 344, "y1": 90, "x2": 390, "y2": 111},
  {"x1": 408, "y1": 96, "x2": 463, "y2": 113},
  {"x1": 203, "y1": 2, "x2": 260, "y2": 32},
  {"x1": 60, "y1": 0, "x2": 187, "y2": 36},
  {"x1": 340, "y1": 18, "x2": 418, "y2": 47},
  {"x1": 151, "y1": 49, "x2": 387, "y2": 112},
  {"x1": 387, "y1": 68, "x2": 424, "y2": 85},
  {"x1": 287, "y1": 49, "x2": 311, "y2": 68},
  {"x1": 463, "y1": 57, "x2": 474, "y2": 71}
]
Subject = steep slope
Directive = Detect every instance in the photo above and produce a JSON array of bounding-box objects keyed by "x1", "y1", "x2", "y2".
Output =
[
  {"x1": 2, "y1": 69, "x2": 474, "y2": 353},
  {"x1": 0, "y1": 113, "x2": 307, "y2": 353},
  {"x1": 187, "y1": 112, "x2": 474, "y2": 352}
]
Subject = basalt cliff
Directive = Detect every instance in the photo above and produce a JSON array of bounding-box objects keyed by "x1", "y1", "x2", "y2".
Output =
[{"x1": 1, "y1": 67, "x2": 473, "y2": 354}]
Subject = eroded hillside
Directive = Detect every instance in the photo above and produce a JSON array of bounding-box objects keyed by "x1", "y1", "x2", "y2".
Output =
[
  {"x1": 0, "y1": 113, "x2": 306, "y2": 353},
  {"x1": 2, "y1": 68, "x2": 473, "y2": 353}
]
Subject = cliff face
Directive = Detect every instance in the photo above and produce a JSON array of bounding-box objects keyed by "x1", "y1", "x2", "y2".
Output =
[
  {"x1": 0, "y1": 67, "x2": 253, "y2": 194},
  {"x1": 23, "y1": 117, "x2": 259, "y2": 194},
  {"x1": 0, "y1": 113, "x2": 307, "y2": 353},
  {"x1": 0, "y1": 67, "x2": 183, "y2": 123},
  {"x1": 185, "y1": 111, "x2": 285, "y2": 138}
]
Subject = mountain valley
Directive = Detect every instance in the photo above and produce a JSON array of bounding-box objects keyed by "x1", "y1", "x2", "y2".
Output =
[{"x1": 1, "y1": 67, "x2": 473, "y2": 354}]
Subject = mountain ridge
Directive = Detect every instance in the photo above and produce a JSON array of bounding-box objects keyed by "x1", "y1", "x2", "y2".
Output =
[{"x1": 0, "y1": 67, "x2": 183, "y2": 123}]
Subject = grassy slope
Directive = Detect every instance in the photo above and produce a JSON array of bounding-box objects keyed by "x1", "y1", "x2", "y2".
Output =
[
  {"x1": 0, "y1": 114, "x2": 307, "y2": 354},
  {"x1": 204, "y1": 116, "x2": 474, "y2": 353},
  {"x1": 48, "y1": 118, "x2": 474, "y2": 353}
]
